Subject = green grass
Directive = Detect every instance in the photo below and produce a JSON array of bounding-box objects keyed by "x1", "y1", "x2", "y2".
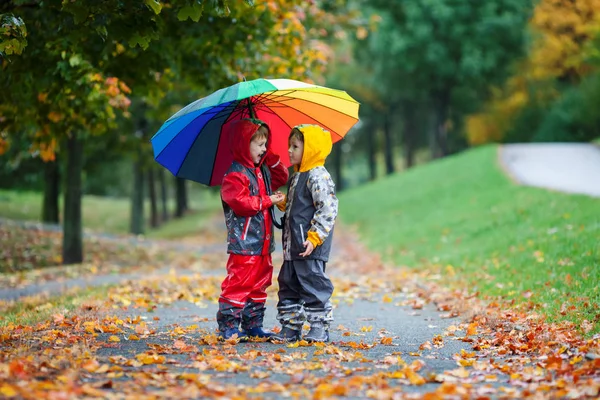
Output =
[
  {"x1": 0, "y1": 285, "x2": 109, "y2": 327},
  {"x1": 339, "y1": 145, "x2": 600, "y2": 332},
  {"x1": 0, "y1": 188, "x2": 221, "y2": 239}
]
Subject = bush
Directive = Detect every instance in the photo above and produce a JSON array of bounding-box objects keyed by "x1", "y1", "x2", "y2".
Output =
[{"x1": 533, "y1": 74, "x2": 600, "y2": 142}]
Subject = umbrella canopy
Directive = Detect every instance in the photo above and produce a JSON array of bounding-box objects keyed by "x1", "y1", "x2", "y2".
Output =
[{"x1": 151, "y1": 78, "x2": 359, "y2": 186}]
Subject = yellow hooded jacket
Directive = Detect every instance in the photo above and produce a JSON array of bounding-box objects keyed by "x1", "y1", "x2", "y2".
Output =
[{"x1": 281, "y1": 124, "x2": 339, "y2": 261}]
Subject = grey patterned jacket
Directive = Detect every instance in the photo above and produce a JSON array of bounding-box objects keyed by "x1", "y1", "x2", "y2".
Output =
[{"x1": 282, "y1": 166, "x2": 339, "y2": 261}]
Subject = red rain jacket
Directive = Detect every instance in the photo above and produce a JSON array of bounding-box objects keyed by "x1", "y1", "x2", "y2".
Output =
[{"x1": 220, "y1": 119, "x2": 289, "y2": 255}]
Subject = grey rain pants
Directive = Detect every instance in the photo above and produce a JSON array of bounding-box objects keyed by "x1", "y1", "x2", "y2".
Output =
[{"x1": 276, "y1": 259, "x2": 334, "y2": 331}]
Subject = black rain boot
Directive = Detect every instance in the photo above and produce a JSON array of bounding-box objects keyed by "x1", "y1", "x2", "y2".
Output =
[
  {"x1": 271, "y1": 326, "x2": 302, "y2": 343},
  {"x1": 304, "y1": 322, "x2": 329, "y2": 343}
]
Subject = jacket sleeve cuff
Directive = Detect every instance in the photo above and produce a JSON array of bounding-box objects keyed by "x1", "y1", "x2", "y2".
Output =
[
  {"x1": 262, "y1": 195, "x2": 273, "y2": 209},
  {"x1": 265, "y1": 151, "x2": 280, "y2": 168},
  {"x1": 307, "y1": 231, "x2": 323, "y2": 247}
]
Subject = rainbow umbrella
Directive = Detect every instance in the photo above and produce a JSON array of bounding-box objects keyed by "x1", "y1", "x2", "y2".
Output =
[{"x1": 150, "y1": 78, "x2": 359, "y2": 186}]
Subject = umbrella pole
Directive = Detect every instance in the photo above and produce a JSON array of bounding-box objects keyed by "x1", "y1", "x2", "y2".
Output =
[
  {"x1": 247, "y1": 98, "x2": 256, "y2": 119},
  {"x1": 261, "y1": 164, "x2": 284, "y2": 230}
]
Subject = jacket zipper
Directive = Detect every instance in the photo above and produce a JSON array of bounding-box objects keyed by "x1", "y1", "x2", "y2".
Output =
[{"x1": 242, "y1": 216, "x2": 251, "y2": 240}]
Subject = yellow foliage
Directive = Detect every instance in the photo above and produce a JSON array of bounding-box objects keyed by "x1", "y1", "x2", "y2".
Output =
[
  {"x1": 39, "y1": 138, "x2": 57, "y2": 162},
  {"x1": 253, "y1": 0, "x2": 356, "y2": 82},
  {"x1": 529, "y1": 0, "x2": 600, "y2": 82}
]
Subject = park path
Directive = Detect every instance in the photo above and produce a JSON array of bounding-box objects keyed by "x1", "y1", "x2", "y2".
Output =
[
  {"x1": 500, "y1": 143, "x2": 600, "y2": 197},
  {"x1": 3, "y1": 221, "x2": 599, "y2": 398}
]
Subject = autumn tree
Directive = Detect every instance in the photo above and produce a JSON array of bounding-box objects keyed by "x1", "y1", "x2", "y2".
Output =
[
  {"x1": 0, "y1": 0, "x2": 254, "y2": 263},
  {"x1": 360, "y1": 0, "x2": 532, "y2": 159},
  {"x1": 1, "y1": 0, "x2": 363, "y2": 262},
  {"x1": 465, "y1": 0, "x2": 600, "y2": 145}
]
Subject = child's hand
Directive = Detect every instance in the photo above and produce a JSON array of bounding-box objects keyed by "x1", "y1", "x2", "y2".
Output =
[
  {"x1": 299, "y1": 240, "x2": 314, "y2": 257},
  {"x1": 270, "y1": 192, "x2": 285, "y2": 205}
]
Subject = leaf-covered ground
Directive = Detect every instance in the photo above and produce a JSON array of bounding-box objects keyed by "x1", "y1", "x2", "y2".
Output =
[{"x1": 1, "y1": 228, "x2": 599, "y2": 399}]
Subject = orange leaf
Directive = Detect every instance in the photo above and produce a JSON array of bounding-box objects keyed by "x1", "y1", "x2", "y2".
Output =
[
  {"x1": 466, "y1": 322, "x2": 478, "y2": 336},
  {"x1": 380, "y1": 337, "x2": 393, "y2": 345},
  {"x1": 82, "y1": 359, "x2": 101, "y2": 373}
]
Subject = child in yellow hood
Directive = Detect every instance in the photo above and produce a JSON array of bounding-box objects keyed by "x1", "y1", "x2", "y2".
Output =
[{"x1": 272, "y1": 124, "x2": 339, "y2": 343}]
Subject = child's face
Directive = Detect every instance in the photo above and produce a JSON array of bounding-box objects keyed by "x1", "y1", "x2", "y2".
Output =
[
  {"x1": 288, "y1": 137, "x2": 304, "y2": 167},
  {"x1": 249, "y1": 134, "x2": 268, "y2": 165}
]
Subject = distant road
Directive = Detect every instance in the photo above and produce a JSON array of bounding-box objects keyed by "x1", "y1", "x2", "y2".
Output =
[{"x1": 500, "y1": 143, "x2": 600, "y2": 198}]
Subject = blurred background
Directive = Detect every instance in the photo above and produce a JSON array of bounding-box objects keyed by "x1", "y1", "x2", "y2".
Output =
[{"x1": 1, "y1": 0, "x2": 599, "y2": 269}]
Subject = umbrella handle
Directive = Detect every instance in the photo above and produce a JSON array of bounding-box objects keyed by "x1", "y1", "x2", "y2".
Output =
[{"x1": 271, "y1": 207, "x2": 284, "y2": 230}]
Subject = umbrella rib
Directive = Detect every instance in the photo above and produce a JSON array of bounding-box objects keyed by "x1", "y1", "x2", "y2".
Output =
[
  {"x1": 175, "y1": 103, "x2": 239, "y2": 178},
  {"x1": 264, "y1": 94, "x2": 359, "y2": 116},
  {"x1": 154, "y1": 101, "x2": 239, "y2": 162},
  {"x1": 260, "y1": 88, "x2": 359, "y2": 107},
  {"x1": 260, "y1": 100, "x2": 346, "y2": 140},
  {"x1": 228, "y1": 93, "x2": 346, "y2": 137},
  {"x1": 238, "y1": 91, "x2": 355, "y2": 137}
]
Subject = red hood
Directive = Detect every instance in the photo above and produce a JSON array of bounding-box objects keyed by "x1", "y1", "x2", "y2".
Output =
[{"x1": 228, "y1": 118, "x2": 270, "y2": 168}]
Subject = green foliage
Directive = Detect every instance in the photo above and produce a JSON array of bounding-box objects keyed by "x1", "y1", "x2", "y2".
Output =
[
  {"x1": 0, "y1": 13, "x2": 27, "y2": 57},
  {"x1": 502, "y1": 73, "x2": 600, "y2": 143},
  {"x1": 339, "y1": 145, "x2": 600, "y2": 331},
  {"x1": 533, "y1": 75, "x2": 600, "y2": 142},
  {"x1": 145, "y1": 0, "x2": 163, "y2": 15}
]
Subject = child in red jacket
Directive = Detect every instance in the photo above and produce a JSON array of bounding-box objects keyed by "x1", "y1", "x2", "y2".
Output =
[{"x1": 217, "y1": 118, "x2": 288, "y2": 340}]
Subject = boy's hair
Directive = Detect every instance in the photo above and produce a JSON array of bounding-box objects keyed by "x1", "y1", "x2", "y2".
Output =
[
  {"x1": 251, "y1": 125, "x2": 269, "y2": 142},
  {"x1": 289, "y1": 128, "x2": 304, "y2": 144}
]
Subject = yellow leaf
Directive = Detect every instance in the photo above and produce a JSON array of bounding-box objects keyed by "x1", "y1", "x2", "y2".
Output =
[
  {"x1": 458, "y1": 359, "x2": 474, "y2": 367},
  {"x1": 569, "y1": 355, "x2": 583, "y2": 365},
  {"x1": 95, "y1": 364, "x2": 110, "y2": 374},
  {"x1": 0, "y1": 384, "x2": 18, "y2": 397},
  {"x1": 405, "y1": 368, "x2": 426, "y2": 385},
  {"x1": 109, "y1": 335, "x2": 120, "y2": 342},
  {"x1": 136, "y1": 353, "x2": 165, "y2": 365}
]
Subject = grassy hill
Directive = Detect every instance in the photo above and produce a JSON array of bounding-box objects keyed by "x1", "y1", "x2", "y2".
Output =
[{"x1": 339, "y1": 145, "x2": 599, "y2": 331}]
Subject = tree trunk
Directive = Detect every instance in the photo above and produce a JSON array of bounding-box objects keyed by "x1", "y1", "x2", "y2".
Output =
[
  {"x1": 130, "y1": 159, "x2": 145, "y2": 235},
  {"x1": 42, "y1": 159, "x2": 60, "y2": 224},
  {"x1": 158, "y1": 168, "x2": 168, "y2": 223},
  {"x1": 174, "y1": 177, "x2": 188, "y2": 218},
  {"x1": 62, "y1": 133, "x2": 83, "y2": 265},
  {"x1": 432, "y1": 91, "x2": 450, "y2": 158},
  {"x1": 332, "y1": 144, "x2": 343, "y2": 192},
  {"x1": 383, "y1": 113, "x2": 395, "y2": 175},
  {"x1": 402, "y1": 102, "x2": 416, "y2": 169},
  {"x1": 367, "y1": 122, "x2": 377, "y2": 181},
  {"x1": 148, "y1": 167, "x2": 159, "y2": 228}
]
